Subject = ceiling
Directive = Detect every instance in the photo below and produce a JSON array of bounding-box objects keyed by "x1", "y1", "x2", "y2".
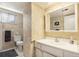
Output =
[
  {"x1": 0, "y1": 2, "x2": 26, "y2": 10},
  {"x1": 34, "y1": 2, "x2": 75, "y2": 10},
  {"x1": 34, "y1": 2, "x2": 57, "y2": 9},
  {"x1": 0, "y1": 2, "x2": 31, "y2": 14}
]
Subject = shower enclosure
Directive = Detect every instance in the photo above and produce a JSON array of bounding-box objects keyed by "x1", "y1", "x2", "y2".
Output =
[{"x1": 0, "y1": 8, "x2": 23, "y2": 51}]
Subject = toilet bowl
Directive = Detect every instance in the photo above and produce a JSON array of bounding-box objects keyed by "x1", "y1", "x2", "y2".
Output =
[{"x1": 14, "y1": 35, "x2": 23, "y2": 51}]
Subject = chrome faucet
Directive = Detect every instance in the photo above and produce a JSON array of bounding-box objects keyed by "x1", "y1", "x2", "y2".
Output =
[{"x1": 70, "y1": 36, "x2": 74, "y2": 44}]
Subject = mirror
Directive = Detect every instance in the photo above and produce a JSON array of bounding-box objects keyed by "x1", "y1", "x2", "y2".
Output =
[
  {"x1": 50, "y1": 8, "x2": 63, "y2": 31},
  {"x1": 46, "y1": 4, "x2": 77, "y2": 32}
]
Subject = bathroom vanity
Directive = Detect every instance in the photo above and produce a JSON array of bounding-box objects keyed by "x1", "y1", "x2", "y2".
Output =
[
  {"x1": 35, "y1": 38, "x2": 79, "y2": 57},
  {"x1": 39, "y1": 4, "x2": 79, "y2": 57}
]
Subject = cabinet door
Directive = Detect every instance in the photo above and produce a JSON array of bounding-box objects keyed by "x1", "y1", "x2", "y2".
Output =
[
  {"x1": 35, "y1": 42, "x2": 41, "y2": 48},
  {"x1": 43, "y1": 52, "x2": 54, "y2": 57},
  {"x1": 64, "y1": 50, "x2": 79, "y2": 57},
  {"x1": 35, "y1": 48, "x2": 43, "y2": 57},
  {"x1": 41, "y1": 44, "x2": 63, "y2": 57}
]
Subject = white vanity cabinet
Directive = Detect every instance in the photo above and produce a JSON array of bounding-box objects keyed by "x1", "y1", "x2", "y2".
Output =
[
  {"x1": 35, "y1": 41, "x2": 79, "y2": 57},
  {"x1": 35, "y1": 41, "x2": 63, "y2": 57},
  {"x1": 63, "y1": 50, "x2": 79, "y2": 57}
]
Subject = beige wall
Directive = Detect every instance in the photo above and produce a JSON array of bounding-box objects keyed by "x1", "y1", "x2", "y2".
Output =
[
  {"x1": 23, "y1": 3, "x2": 45, "y2": 57},
  {"x1": 45, "y1": 3, "x2": 79, "y2": 41},
  {"x1": 23, "y1": 3, "x2": 32, "y2": 57},
  {"x1": 31, "y1": 3, "x2": 45, "y2": 56},
  {"x1": 32, "y1": 3, "x2": 45, "y2": 41}
]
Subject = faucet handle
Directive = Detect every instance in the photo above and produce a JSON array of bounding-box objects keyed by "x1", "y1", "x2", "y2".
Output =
[
  {"x1": 70, "y1": 36, "x2": 75, "y2": 44},
  {"x1": 70, "y1": 40, "x2": 74, "y2": 44}
]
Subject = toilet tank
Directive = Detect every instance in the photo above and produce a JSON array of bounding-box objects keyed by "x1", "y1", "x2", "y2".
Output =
[{"x1": 14, "y1": 35, "x2": 21, "y2": 42}]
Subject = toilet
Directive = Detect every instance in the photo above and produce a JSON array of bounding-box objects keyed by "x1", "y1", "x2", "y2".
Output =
[{"x1": 14, "y1": 35, "x2": 23, "y2": 51}]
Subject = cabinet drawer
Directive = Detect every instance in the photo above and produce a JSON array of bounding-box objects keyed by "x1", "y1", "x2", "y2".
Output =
[
  {"x1": 35, "y1": 42, "x2": 41, "y2": 48},
  {"x1": 64, "y1": 51, "x2": 79, "y2": 57},
  {"x1": 41, "y1": 44, "x2": 63, "y2": 57}
]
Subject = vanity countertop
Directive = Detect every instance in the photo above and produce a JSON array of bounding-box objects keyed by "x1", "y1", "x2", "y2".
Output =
[{"x1": 35, "y1": 38, "x2": 79, "y2": 54}]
